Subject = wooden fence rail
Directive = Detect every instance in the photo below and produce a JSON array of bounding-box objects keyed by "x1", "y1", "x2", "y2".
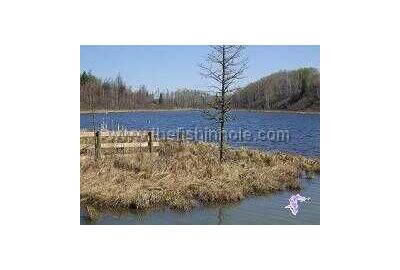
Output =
[
  {"x1": 80, "y1": 130, "x2": 160, "y2": 156},
  {"x1": 80, "y1": 130, "x2": 151, "y2": 138}
]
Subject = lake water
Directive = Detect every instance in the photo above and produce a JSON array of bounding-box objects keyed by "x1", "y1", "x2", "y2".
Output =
[
  {"x1": 80, "y1": 110, "x2": 320, "y2": 225},
  {"x1": 81, "y1": 110, "x2": 320, "y2": 157}
]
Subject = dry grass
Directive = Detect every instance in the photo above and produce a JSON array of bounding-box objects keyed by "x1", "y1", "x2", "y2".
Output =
[
  {"x1": 80, "y1": 141, "x2": 320, "y2": 211},
  {"x1": 84, "y1": 205, "x2": 99, "y2": 223}
]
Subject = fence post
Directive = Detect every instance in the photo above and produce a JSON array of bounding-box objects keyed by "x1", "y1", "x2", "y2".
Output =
[
  {"x1": 148, "y1": 131, "x2": 152, "y2": 153},
  {"x1": 95, "y1": 130, "x2": 100, "y2": 160},
  {"x1": 178, "y1": 130, "x2": 182, "y2": 147}
]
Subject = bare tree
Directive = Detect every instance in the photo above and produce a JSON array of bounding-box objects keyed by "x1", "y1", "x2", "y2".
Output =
[{"x1": 200, "y1": 45, "x2": 248, "y2": 163}]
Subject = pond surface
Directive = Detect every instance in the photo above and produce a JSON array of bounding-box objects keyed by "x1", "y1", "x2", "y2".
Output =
[
  {"x1": 80, "y1": 110, "x2": 320, "y2": 225},
  {"x1": 81, "y1": 110, "x2": 319, "y2": 156}
]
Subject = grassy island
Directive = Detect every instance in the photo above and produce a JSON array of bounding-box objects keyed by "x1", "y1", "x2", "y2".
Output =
[{"x1": 80, "y1": 141, "x2": 320, "y2": 212}]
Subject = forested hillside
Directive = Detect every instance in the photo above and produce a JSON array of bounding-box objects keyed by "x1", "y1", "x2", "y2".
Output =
[
  {"x1": 80, "y1": 67, "x2": 319, "y2": 112},
  {"x1": 231, "y1": 67, "x2": 320, "y2": 111}
]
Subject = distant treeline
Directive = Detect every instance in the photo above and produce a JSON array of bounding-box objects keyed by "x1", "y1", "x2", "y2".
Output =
[
  {"x1": 80, "y1": 71, "x2": 210, "y2": 111},
  {"x1": 80, "y1": 67, "x2": 319, "y2": 112}
]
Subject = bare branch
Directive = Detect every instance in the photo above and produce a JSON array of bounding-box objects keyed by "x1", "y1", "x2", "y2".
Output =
[{"x1": 200, "y1": 45, "x2": 248, "y2": 163}]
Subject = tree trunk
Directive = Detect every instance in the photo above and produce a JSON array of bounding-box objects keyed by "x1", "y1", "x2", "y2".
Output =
[
  {"x1": 219, "y1": 46, "x2": 226, "y2": 163},
  {"x1": 219, "y1": 119, "x2": 224, "y2": 163}
]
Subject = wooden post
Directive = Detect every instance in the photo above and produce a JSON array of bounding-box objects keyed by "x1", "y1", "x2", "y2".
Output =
[
  {"x1": 178, "y1": 130, "x2": 182, "y2": 147},
  {"x1": 180, "y1": 130, "x2": 186, "y2": 146},
  {"x1": 148, "y1": 131, "x2": 152, "y2": 153},
  {"x1": 95, "y1": 131, "x2": 100, "y2": 160}
]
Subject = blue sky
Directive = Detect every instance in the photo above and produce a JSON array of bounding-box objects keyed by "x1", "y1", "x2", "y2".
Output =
[{"x1": 80, "y1": 45, "x2": 319, "y2": 91}]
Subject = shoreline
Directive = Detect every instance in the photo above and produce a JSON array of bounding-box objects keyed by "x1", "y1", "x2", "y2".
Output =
[{"x1": 80, "y1": 108, "x2": 320, "y2": 115}]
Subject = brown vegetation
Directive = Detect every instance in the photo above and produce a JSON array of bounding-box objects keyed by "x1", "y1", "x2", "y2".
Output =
[{"x1": 80, "y1": 141, "x2": 319, "y2": 211}]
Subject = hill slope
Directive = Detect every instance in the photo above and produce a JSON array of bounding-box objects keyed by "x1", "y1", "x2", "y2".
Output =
[{"x1": 231, "y1": 67, "x2": 320, "y2": 112}]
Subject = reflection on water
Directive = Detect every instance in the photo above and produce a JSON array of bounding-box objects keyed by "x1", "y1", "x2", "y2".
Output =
[
  {"x1": 217, "y1": 207, "x2": 224, "y2": 225},
  {"x1": 81, "y1": 177, "x2": 319, "y2": 225}
]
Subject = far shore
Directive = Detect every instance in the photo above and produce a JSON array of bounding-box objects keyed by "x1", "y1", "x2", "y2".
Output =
[{"x1": 80, "y1": 108, "x2": 320, "y2": 115}]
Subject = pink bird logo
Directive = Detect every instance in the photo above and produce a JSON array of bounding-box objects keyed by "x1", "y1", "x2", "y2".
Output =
[{"x1": 285, "y1": 194, "x2": 310, "y2": 216}]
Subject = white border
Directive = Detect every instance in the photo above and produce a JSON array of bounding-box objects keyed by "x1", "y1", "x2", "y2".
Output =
[{"x1": 1, "y1": 0, "x2": 399, "y2": 269}]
